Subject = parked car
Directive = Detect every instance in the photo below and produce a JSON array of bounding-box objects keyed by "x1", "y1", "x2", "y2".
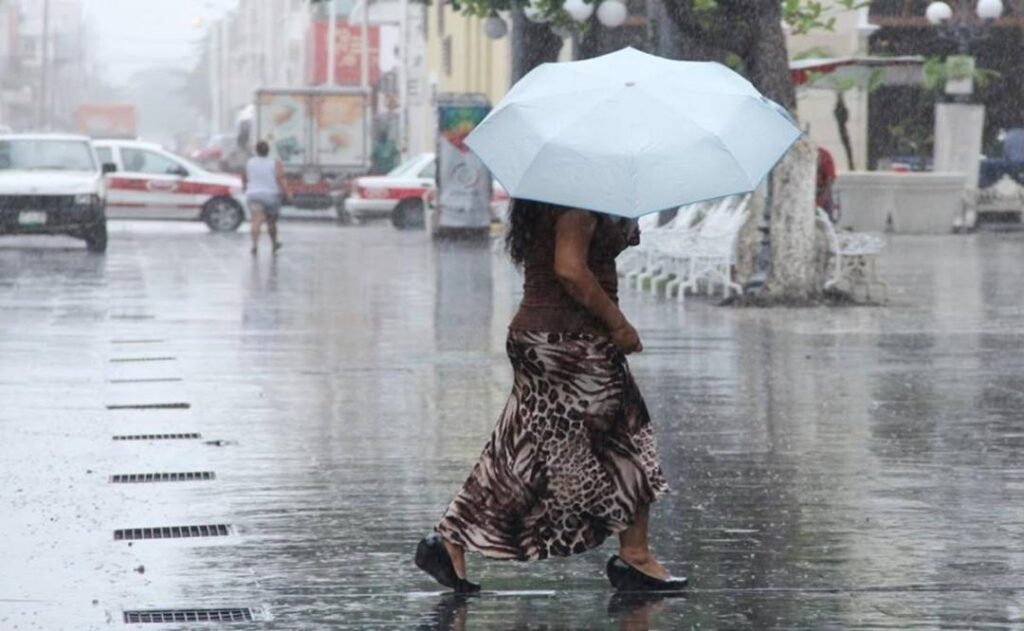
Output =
[
  {"x1": 344, "y1": 153, "x2": 510, "y2": 229},
  {"x1": 0, "y1": 133, "x2": 110, "y2": 252},
  {"x1": 94, "y1": 139, "x2": 247, "y2": 232}
]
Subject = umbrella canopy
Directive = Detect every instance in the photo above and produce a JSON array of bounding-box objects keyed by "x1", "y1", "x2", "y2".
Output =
[{"x1": 465, "y1": 47, "x2": 802, "y2": 218}]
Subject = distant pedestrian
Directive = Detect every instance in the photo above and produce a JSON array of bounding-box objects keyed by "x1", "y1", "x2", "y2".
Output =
[
  {"x1": 243, "y1": 141, "x2": 288, "y2": 255},
  {"x1": 415, "y1": 200, "x2": 686, "y2": 594},
  {"x1": 817, "y1": 146, "x2": 837, "y2": 222}
]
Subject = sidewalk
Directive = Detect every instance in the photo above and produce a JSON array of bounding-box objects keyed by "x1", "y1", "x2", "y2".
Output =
[{"x1": 1, "y1": 224, "x2": 1023, "y2": 629}]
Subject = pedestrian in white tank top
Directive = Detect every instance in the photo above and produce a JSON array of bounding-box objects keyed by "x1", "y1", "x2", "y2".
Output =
[{"x1": 243, "y1": 141, "x2": 290, "y2": 254}]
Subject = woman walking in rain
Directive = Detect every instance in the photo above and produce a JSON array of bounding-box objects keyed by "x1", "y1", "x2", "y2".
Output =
[
  {"x1": 414, "y1": 47, "x2": 800, "y2": 595},
  {"x1": 415, "y1": 200, "x2": 685, "y2": 593}
]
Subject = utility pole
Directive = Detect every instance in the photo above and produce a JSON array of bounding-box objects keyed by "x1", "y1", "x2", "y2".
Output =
[
  {"x1": 209, "y1": 23, "x2": 221, "y2": 135},
  {"x1": 398, "y1": 0, "x2": 408, "y2": 155},
  {"x1": 38, "y1": 0, "x2": 50, "y2": 129},
  {"x1": 360, "y1": 0, "x2": 369, "y2": 91},
  {"x1": 327, "y1": 0, "x2": 337, "y2": 85}
]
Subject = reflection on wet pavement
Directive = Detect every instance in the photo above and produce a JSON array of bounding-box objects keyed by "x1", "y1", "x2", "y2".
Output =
[{"x1": 1, "y1": 223, "x2": 1024, "y2": 629}]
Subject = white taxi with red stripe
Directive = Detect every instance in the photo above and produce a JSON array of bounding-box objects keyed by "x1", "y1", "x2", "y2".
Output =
[
  {"x1": 345, "y1": 153, "x2": 510, "y2": 229},
  {"x1": 94, "y1": 140, "x2": 247, "y2": 232}
]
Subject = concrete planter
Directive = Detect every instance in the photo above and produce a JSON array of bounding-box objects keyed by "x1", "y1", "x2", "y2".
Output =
[{"x1": 834, "y1": 172, "x2": 968, "y2": 234}]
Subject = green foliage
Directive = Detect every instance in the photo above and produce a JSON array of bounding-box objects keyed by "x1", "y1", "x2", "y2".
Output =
[
  {"x1": 792, "y1": 46, "x2": 837, "y2": 61},
  {"x1": 446, "y1": 0, "x2": 871, "y2": 33},
  {"x1": 693, "y1": 0, "x2": 719, "y2": 28},
  {"x1": 783, "y1": 0, "x2": 870, "y2": 36},
  {"x1": 804, "y1": 67, "x2": 884, "y2": 93},
  {"x1": 451, "y1": 0, "x2": 535, "y2": 18},
  {"x1": 724, "y1": 52, "x2": 744, "y2": 73},
  {"x1": 922, "y1": 55, "x2": 1002, "y2": 92}
]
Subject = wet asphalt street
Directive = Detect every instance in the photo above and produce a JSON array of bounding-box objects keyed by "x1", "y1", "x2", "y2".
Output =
[{"x1": 2, "y1": 220, "x2": 1024, "y2": 630}]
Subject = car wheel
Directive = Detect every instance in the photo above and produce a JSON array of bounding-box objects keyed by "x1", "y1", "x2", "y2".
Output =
[
  {"x1": 85, "y1": 221, "x2": 107, "y2": 253},
  {"x1": 203, "y1": 197, "x2": 244, "y2": 232},
  {"x1": 392, "y1": 198, "x2": 425, "y2": 230}
]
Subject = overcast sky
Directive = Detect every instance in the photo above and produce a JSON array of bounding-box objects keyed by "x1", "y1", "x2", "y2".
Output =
[{"x1": 82, "y1": 0, "x2": 239, "y2": 84}]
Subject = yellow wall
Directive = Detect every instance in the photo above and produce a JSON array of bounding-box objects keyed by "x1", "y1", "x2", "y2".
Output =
[{"x1": 425, "y1": 5, "x2": 511, "y2": 106}]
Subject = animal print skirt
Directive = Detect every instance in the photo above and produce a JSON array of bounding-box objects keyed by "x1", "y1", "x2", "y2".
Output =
[{"x1": 435, "y1": 330, "x2": 669, "y2": 561}]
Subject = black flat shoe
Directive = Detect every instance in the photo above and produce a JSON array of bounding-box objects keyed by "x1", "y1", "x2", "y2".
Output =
[
  {"x1": 415, "y1": 533, "x2": 481, "y2": 594},
  {"x1": 606, "y1": 555, "x2": 688, "y2": 592}
]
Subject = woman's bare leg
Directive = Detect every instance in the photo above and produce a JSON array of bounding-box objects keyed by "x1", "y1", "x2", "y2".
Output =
[
  {"x1": 250, "y1": 208, "x2": 264, "y2": 252},
  {"x1": 442, "y1": 538, "x2": 468, "y2": 579},
  {"x1": 266, "y1": 216, "x2": 279, "y2": 248},
  {"x1": 618, "y1": 503, "x2": 670, "y2": 580}
]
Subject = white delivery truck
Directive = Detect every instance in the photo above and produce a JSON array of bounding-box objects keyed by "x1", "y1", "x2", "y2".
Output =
[{"x1": 254, "y1": 87, "x2": 372, "y2": 220}]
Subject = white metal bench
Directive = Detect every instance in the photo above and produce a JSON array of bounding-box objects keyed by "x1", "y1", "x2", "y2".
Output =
[
  {"x1": 816, "y1": 207, "x2": 888, "y2": 302},
  {"x1": 620, "y1": 196, "x2": 750, "y2": 301}
]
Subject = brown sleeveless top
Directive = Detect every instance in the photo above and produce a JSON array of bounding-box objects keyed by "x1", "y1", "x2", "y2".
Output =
[{"x1": 509, "y1": 210, "x2": 638, "y2": 336}]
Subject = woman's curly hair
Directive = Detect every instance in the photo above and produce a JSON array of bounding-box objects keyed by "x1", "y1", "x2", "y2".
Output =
[{"x1": 505, "y1": 198, "x2": 562, "y2": 266}]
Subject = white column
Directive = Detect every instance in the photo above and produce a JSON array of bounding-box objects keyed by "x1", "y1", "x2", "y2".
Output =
[{"x1": 934, "y1": 102, "x2": 985, "y2": 228}]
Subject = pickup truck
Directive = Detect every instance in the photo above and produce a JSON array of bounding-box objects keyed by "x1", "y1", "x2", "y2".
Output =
[{"x1": 0, "y1": 134, "x2": 112, "y2": 252}]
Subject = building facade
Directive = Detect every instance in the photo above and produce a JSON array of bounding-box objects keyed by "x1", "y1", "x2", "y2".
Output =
[
  {"x1": 787, "y1": 4, "x2": 877, "y2": 171},
  {"x1": 0, "y1": 0, "x2": 93, "y2": 132},
  {"x1": 207, "y1": 0, "x2": 312, "y2": 134}
]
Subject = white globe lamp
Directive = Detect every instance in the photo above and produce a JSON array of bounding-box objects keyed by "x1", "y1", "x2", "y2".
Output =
[
  {"x1": 925, "y1": 1, "x2": 953, "y2": 24},
  {"x1": 484, "y1": 13, "x2": 508, "y2": 39},
  {"x1": 596, "y1": 0, "x2": 628, "y2": 28},
  {"x1": 976, "y1": 0, "x2": 1003, "y2": 20},
  {"x1": 564, "y1": 0, "x2": 595, "y2": 23}
]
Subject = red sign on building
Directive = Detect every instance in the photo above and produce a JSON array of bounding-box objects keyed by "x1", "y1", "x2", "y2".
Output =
[{"x1": 309, "y1": 20, "x2": 381, "y2": 86}]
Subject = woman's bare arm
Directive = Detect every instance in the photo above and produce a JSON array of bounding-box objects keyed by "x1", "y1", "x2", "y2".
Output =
[{"x1": 553, "y1": 210, "x2": 642, "y2": 353}]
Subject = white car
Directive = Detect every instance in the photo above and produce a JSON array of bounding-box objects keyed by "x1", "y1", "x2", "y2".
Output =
[
  {"x1": 0, "y1": 134, "x2": 110, "y2": 251},
  {"x1": 345, "y1": 153, "x2": 510, "y2": 229},
  {"x1": 94, "y1": 140, "x2": 247, "y2": 232}
]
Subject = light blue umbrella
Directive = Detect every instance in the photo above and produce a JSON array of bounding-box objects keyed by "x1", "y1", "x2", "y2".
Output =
[{"x1": 465, "y1": 47, "x2": 802, "y2": 218}]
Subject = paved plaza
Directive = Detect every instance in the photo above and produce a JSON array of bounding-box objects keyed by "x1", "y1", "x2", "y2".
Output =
[{"x1": 2, "y1": 221, "x2": 1024, "y2": 629}]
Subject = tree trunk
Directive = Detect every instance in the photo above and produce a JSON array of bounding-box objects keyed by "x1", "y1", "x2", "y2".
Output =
[
  {"x1": 511, "y1": 12, "x2": 564, "y2": 82},
  {"x1": 835, "y1": 91, "x2": 855, "y2": 170},
  {"x1": 744, "y1": 1, "x2": 795, "y2": 112},
  {"x1": 661, "y1": 1, "x2": 830, "y2": 304},
  {"x1": 764, "y1": 136, "x2": 820, "y2": 299},
  {"x1": 734, "y1": 136, "x2": 824, "y2": 303}
]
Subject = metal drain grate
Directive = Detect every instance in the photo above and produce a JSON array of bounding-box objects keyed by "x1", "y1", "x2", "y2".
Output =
[
  {"x1": 109, "y1": 357, "x2": 175, "y2": 363},
  {"x1": 111, "y1": 471, "x2": 215, "y2": 483},
  {"x1": 106, "y1": 402, "x2": 191, "y2": 410},
  {"x1": 113, "y1": 433, "x2": 201, "y2": 441},
  {"x1": 123, "y1": 608, "x2": 254, "y2": 623},
  {"x1": 107, "y1": 377, "x2": 183, "y2": 384},
  {"x1": 114, "y1": 524, "x2": 232, "y2": 541}
]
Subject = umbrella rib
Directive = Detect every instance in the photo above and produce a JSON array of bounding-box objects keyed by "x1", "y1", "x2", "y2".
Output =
[
  {"x1": 643, "y1": 91, "x2": 776, "y2": 187},
  {"x1": 504, "y1": 92, "x2": 618, "y2": 193}
]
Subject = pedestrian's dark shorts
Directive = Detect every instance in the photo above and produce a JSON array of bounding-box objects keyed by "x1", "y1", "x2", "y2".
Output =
[{"x1": 247, "y1": 192, "x2": 282, "y2": 219}]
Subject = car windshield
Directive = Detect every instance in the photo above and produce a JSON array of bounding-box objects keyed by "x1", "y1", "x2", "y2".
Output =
[
  {"x1": 0, "y1": 139, "x2": 96, "y2": 171},
  {"x1": 387, "y1": 155, "x2": 430, "y2": 178},
  {"x1": 173, "y1": 153, "x2": 207, "y2": 174}
]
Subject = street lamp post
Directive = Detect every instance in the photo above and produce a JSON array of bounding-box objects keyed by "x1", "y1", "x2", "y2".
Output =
[
  {"x1": 926, "y1": 0, "x2": 1004, "y2": 57},
  {"x1": 482, "y1": 0, "x2": 628, "y2": 41},
  {"x1": 924, "y1": 0, "x2": 1003, "y2": 229}
]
